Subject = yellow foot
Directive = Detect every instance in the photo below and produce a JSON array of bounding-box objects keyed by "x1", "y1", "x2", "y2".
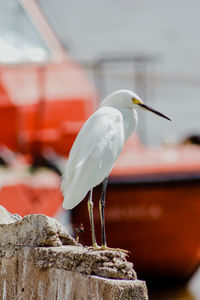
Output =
[
  {"x1": 90, "y1": 244, "x2": 129, "y2": 254},
  {"x1": 87, "y1": 243, "x2": 101, "y2": 251}
]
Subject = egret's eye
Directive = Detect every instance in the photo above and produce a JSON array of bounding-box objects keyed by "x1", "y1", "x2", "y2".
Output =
[
  {"x1": 132, "y1": 97, "x2": 142, "y2": 104},
  {"x1": 131, "y1": 97, "x2": 136, "y2": 103}
]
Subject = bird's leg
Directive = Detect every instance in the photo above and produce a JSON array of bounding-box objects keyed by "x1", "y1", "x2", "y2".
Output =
[
  {"x1": 87, "y1": 179, "x2": 129, "y2": 254},
  {"x1": 98, "y1": 177, "x2": 129, "y2": 254},
  {"x1": 99, "y1": 177, "x2": 108, "y2": 248},
  {"x1": 87, "y1": 189, "x2": 98, "y2": 248}
]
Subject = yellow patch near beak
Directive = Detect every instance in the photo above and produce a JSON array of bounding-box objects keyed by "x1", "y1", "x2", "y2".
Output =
[{"x1": 132, "y1": 98, "x2": 143, "y2": 105}]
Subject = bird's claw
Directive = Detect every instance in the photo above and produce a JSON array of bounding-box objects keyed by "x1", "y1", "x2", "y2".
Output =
[
  {"x1": 87, "y1": 243, "x2": 101, "y2": 251},
  {"x1": 88, "y1": 244, "x2": 129, "y2": 254},
  {"x1": 100, "y1": 245, "x2": 130, "y2": 254}
]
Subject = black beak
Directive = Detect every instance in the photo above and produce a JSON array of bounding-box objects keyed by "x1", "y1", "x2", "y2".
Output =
[{"x1": 138, "y1": 103, "x2": 171, "y2": 121}]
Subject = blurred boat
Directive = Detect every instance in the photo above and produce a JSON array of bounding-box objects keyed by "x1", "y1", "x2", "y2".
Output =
[
  {"x1": 0, "y1": 1, "x2": 96, "y2": 216},
  {"x1": 72, "y1": 136, "x2": 200, "y2": 284},
  {"x1": 0, "y1": 0, "x2": 97, "y2": 157},
  {"x1": 0, "y1": 156, "x2": 62, "y2": 217}
]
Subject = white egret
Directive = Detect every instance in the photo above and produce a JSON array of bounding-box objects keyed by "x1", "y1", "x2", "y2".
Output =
[{"x1": 61, "y1": 89, "x2": 171, "y2": 252}]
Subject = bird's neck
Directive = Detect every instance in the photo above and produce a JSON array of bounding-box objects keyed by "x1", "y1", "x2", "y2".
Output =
[{"x1": 117, "y1": 106, "x2": 138, "y2": 142}]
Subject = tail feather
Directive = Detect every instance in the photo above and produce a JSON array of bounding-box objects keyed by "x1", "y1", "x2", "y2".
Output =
[
  {"x1": 61, "y1": 173, "x2": 89, "y2": 210},
  {"x1": 63, "y1": 194, "x2": 81, "y2": 210}
]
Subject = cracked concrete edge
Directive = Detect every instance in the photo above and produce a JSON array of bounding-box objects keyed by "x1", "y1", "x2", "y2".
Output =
[
  {"x1": 33, "y1": 246, "x2": 137, "y2": 280},
  {"x1": 0, "y1": 248, "x2": 148, "y2": 300},
  {"x1": 0, "y1": 246, "x2": 137, "y2": 280},
  {"x1": 0, "y1": 206, "x2": 137, "y2": 280},
  {"x1": 0, "y1": 205, "x2": 148, "y2": 299}
]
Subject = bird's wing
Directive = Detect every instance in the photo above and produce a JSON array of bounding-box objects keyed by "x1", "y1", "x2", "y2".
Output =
[{"x1": 62, "y1": 106, "x2": 125, "y2": 209}]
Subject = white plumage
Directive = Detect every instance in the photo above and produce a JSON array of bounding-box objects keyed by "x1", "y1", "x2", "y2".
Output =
[
  {"x1": 61, "y1": 90, "x2": 138, "y2": 209},
  {"x1": 61, "y1": 89, "x2": 170, "y2": 211}
]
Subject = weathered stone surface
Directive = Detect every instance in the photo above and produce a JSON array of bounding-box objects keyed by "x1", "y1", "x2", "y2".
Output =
[
  {"x1": 0, "y1": 207, "x2": 148, "y2": 299},
  {"x1": 0, "y1": 213, "x2": 76, "y2": 247},
  {"x1": 0, "y1": 248, "x2": 148, "y2": 299},
  {"x1": 33, "y1": 246, "x2": 136, "y2": 280}
]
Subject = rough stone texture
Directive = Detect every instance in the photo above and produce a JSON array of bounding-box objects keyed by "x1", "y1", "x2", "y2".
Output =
[
  {"x1": 0, "y1": 248, "x2": 147, "y2": 299},
  {"x1": 0, "y1": 207, "x2": 148, "y2": 299},
  {"x1": 0, "y1": 211, "x2": 76, "y2": 247},
  {"x1": 33, "y1": 246, "x2": 136, "y2": 280}
]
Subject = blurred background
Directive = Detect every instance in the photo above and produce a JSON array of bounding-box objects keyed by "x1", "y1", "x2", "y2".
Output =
[
  {"x1": 0, "y1": 0, "x2": 200, "y2": 299},
  {"x1": 38, "y1": 0, "x2": 200, "y2": 145}
]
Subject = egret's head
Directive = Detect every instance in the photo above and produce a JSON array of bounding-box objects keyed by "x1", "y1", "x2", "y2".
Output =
[{"x1": 101, "y1": 89, "x2": 171, "y2": 121}]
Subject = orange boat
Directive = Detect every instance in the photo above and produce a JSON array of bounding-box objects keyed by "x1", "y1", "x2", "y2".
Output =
[
  {"x1": 0, "y1": 161, "x2": 62, "y2": 218},
  {"x1": 72, "y1": 136, "x2": 200, "y2": 283},
  {"x1": 0, "y1": 0, "x2": 97, "y2": 157},
  {"x1": 0, "y1": 1, "x2": 96, "y2": 216}
]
